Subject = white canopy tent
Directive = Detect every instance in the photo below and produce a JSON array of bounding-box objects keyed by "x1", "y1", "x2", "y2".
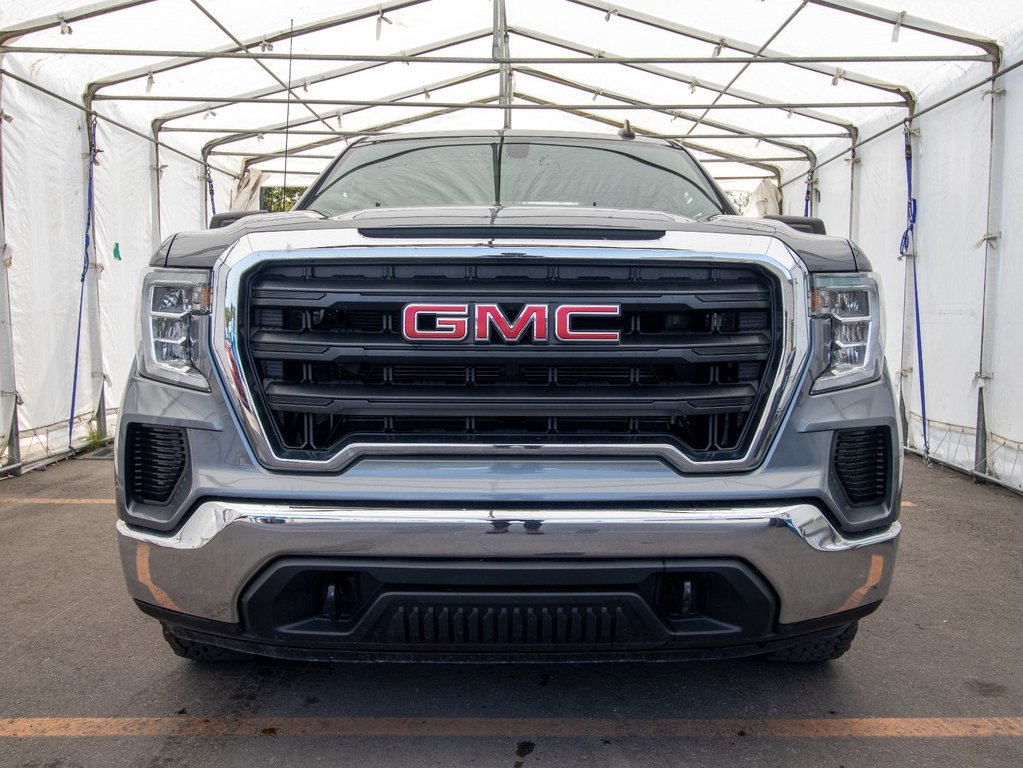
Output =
[{"x1": 0, "y1": 0, "x2": 1021, "y2": 491}]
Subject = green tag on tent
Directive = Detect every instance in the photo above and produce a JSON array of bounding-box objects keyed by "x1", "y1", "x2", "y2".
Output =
[{"x1": 113, "y1": 242, "x2": 121, "y2": 261}]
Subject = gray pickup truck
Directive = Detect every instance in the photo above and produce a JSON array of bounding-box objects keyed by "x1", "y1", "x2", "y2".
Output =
[{"x1": 116, "y1": 130, "x2": 901, "y2": 663}]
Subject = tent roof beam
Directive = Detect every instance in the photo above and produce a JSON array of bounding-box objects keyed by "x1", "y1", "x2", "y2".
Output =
[
  {"x1": 197, "y1": 68, "x2": 500, "y2": 154},
  {"x1": 511, "y1": 91, "x2": 805, "y2": 175},
  {"x1": 238, "y1": 98, "x2": 502, "y2": 174},
  {"x1": 511, "y1": 26, "x2": 858, "y2": 141},
  {"x1": 0, "y1": 65, "x2": 239, "y2": 178},
  {"x1": 563, "y1": 0, "x2": 918, "y2": 110},
  {"x1": 101, "y1": 94, "x2": 905, "y2": 110},
  {"x1": 514, "y1": 67, "x2": 823, "y2": 158},
  {"x1": 680, "y1": 0, "x2": 808, "y2": 138},
  {"x1": 0, "y1": 0, "x2": 157, "y2": 45},
  {"x1": 151, "y1": 29, "x2": 492, "y2": 130},
  {"x1": 2, "y1": 45, "x2": 990, "y2": 68},
  {"x1": 808, "y1": 0, "x2": 1002, "y2": 67},
  {"x1": 80, "y1": 0, "x2": 430, "y2": 101},
  {"x1": 180, "y1": 126, "x2": 827, "y2": 144},
  {"x1": 186, "y1": 0, "x2": 333, "y2": 133}
]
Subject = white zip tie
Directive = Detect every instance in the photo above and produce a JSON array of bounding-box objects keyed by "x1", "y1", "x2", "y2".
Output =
[
  {"x1": 376, "y1": 9, "x2": 392, "y2": 41},
  {"x1": 604, "y1": 7, "x2": 618, "y2": 21},
  {"x1": 57, "y1": 13, "x2": 72, "y2": 35},
  {"x1": 145, "y1": 70, "x2": 155, "y2": 94},
  {"x1": 975, "y1": 232, "x2": 1001, "y2": 248},
  {"x1": 832, "y1": 68, "x2": 845, "y2": 87},
  {"x1": 892, "y1": 11, "x2": 906, "y2": 43},
  {"x1": 713, "y1": 39, "x2": 725, "y2": 57}
]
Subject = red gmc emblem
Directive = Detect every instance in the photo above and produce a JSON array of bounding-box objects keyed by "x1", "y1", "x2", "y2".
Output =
[{"x1": 402, "y1": 303, "x2": 622, "y2": 342}]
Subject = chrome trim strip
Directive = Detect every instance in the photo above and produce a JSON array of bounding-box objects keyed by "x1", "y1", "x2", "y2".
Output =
[
  {"x1": 117, "y1": 502, "x2": 899, "y2": 554},
  {"x1": 211, "y1": 232, "x2": 810, "y2": 473}
]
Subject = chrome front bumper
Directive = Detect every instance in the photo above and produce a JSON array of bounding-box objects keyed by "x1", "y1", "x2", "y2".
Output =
[{"x1": 117, "y1": 502, "x2": 899, "y2": 627}]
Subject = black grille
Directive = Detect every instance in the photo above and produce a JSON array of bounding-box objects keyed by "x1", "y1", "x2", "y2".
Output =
[
  {"x1": 126, "y1": 424, "x2": 187, "y2": 505},
  {"x1": 833, "y1": 427, "x2": 890, "y2": 506},
  {"x1": 239, "y1": 259, "x2": 781, "y2": 462}
]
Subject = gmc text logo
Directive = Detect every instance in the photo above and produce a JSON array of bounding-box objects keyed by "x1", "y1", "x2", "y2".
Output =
[{"x1": 402, "y1": 303, "x2": 622, "y2": 343}]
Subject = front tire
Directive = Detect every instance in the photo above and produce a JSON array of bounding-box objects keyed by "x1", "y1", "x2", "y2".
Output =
[
  {"x1": 765, "y1": 622, "x2": 859, "y2": 662},
  {"x1": 161, "y1": 624, "x2": 253, "y2": 662}
]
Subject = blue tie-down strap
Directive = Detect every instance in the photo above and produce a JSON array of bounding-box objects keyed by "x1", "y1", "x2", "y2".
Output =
[
  {"x1": 69, "y1": 117, "x2": 98, "y2": 448},
  {"x1": 900, "y1": 125, "x2": 928, "y2": 457},
  {"x1": 900, "y1": 197, "x2": 917, "y2": 257},
  {"x1": 206, "y1": 166, "x2": 217, "y2": 216}
]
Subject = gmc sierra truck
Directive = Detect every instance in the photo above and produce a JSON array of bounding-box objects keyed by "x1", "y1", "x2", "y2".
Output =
[{"x1": 116, "y1": 130, "x2": 901, "y2": 663}]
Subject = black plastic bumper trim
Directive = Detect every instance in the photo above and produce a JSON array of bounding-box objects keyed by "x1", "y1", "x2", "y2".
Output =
[{"x1": 137, "y1": 600, "x2": 880, "y2": 663}]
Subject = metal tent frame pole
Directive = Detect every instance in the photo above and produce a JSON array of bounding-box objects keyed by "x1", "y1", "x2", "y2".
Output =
[
  {"x1": 0, "y1": 46, "x2": 992, "y2": 68},
  {"x1": 509, "y1": 26, "x2": 858, "y2": 141},
  {"x1": 0, "y1": 78, "x2": 21, "y2": 476}
]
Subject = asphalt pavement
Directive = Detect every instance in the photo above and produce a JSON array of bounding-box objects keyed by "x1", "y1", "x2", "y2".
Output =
[{"x1": 0, "y1": 453, "x2": 1020, "y2": 767}]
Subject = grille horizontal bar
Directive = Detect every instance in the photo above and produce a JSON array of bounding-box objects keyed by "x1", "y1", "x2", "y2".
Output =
[{"x1": 238, "y1": 259, "x2": 781, "y2": 462}]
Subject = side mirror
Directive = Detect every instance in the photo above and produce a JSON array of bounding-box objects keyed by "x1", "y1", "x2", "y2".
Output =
[
  {"x1": 764, "y1": 215, "x2": 827, "y2": 235},
  {"x1": 209, "y1": 210, "x2": 267, "y2": 229}
]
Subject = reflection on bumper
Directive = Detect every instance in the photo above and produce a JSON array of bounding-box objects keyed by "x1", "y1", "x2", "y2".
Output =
[{"x1": 117, "y1": 502, "x2": 899, "y2": 626}]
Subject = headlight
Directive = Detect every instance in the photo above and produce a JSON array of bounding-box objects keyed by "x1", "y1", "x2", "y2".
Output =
[
  {"x1": 810, "y1": 273, "x2": 883, "y2": 393},
  {"x1": 138, "y1": 268, "x2": 212, "y2": 390}
]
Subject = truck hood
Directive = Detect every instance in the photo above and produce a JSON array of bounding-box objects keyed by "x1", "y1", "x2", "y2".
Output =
[{"x1": 152, "y1": 206, "x2": 866, "y2": 272}]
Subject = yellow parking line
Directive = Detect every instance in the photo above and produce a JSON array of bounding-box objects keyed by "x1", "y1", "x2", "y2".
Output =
[
  {"x1": 0, "y1": 716, "x2": 1021, "y2": 738},
  {"x1": 0, "y1": 498, "x2": 115, "y2": 505}
]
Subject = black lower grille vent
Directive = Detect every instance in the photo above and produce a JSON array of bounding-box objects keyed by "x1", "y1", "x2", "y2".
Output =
[
  {"x1": 387, "y1": 603, "x2": 634, "y2": 645},
  {"x1": 126, "y1": 424, "x2": 187, "y2": 505},
  {"x1": 833, "y1": 427, "x2": 890, "y2": 506}
]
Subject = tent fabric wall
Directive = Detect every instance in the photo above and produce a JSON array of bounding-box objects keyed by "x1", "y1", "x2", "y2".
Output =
[
  {"x1": 0, "y1": 59, "x2": 100, "y2": 462},
  {"x1": 903, "y1": 90, "x2": 990, "y2": 471},
  {"x1": 0, "y1": 1, "x2": 1021, "y2": 490},
  {"x1": 980, "y1": 64, "x2": 1023, "y2": 490},
  {"x1": 94, "y1": 115, "x2": 155, "y2": 413}
]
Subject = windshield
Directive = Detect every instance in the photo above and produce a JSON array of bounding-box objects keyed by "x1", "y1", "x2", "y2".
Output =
[{"x1": 300, "y1": 137, "x2": 728, "y2": 220}]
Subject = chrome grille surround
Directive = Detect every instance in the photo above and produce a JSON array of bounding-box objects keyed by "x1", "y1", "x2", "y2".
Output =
[{"x1": 211, "y1": 230, "x2": 810, "y2": 473}]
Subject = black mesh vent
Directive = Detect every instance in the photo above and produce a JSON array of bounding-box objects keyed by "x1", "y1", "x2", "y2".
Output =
[
  {"x1": 833, "y1": 427, "x2": 890, "y2": 506},
  {"x1": 126, "y1": 425, "x2": 187, "y2": 505},
  {"x1": 239, "y1": 259, "x2": 782, "y2": 463}
]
